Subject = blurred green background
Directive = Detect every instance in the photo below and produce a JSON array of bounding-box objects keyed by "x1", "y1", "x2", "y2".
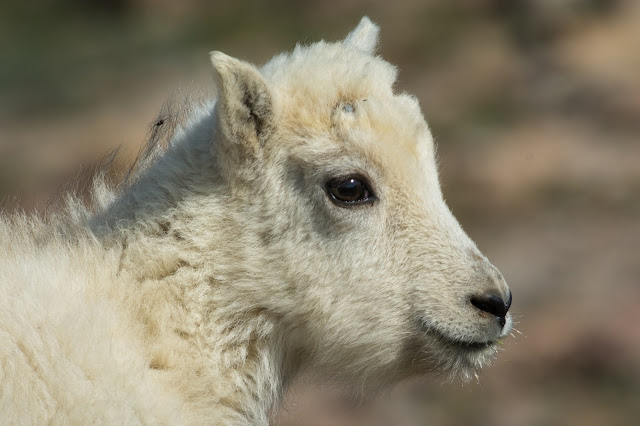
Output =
[{"x1": 1, "y1": 1, "x2": 639, "y2": 425}]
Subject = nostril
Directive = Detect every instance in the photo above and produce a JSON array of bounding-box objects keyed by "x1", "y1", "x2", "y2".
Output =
[
  {"x1": 470, "y1": 292, "x2": 508, "y2": 319},
  {"x1": 505, "y1": 291, "x2": 512, "y2": 311}
]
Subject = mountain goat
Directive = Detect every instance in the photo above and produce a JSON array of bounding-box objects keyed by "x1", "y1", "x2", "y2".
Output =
[{"x1": 0, "y1": 17, "x2": 512, "y2": 425}]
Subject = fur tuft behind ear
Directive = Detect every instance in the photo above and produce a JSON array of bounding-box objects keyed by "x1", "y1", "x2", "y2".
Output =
[
  {"x1": 343, "y1": 16, "x2": 380, "y2": 54},
  {"x1": 210, "y1": 51, "x2": 274, "y2": 151}
]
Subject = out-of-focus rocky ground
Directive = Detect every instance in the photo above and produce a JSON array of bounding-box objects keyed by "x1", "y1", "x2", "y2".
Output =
[{"x1": 1, "y1": 1, "x2": 638, "y2": 425}]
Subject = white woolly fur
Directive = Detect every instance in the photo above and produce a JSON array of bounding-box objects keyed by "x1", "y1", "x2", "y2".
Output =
[{"x1": 0, "y1": 17, "x2": 512, "y2": 425}]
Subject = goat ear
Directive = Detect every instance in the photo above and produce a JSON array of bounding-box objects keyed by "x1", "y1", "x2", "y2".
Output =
[
  {"x1": 343, "y1": 16, "x2": 380, "y2": 54},
  {"x1": 210, "y1": 51, "x2": 274, "y2": 151}
]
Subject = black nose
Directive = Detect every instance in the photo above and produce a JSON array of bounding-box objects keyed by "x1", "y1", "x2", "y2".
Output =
[{"x1": 470, "y1": 291, "x2": 512, "y2": 326}]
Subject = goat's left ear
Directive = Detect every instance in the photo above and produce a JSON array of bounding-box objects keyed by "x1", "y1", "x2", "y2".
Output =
[
  {"x1": 210, "y1": 51, "x2": 274, "y2": 152},
  {"x1": 343, "y1": 16, "x2": 380, "y2": 54}
]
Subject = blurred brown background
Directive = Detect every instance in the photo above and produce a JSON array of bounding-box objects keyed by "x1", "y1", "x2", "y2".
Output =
[{"x1": 1, "y1": 1, "x2": 639, "y2": 425}]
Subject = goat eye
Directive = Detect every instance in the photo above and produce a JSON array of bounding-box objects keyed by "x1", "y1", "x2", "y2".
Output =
[{"x1": 326, "y1": 177, "x2": 374, "y2": 205}]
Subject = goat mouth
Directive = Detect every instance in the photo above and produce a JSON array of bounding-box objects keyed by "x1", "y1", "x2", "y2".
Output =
[
  {"x1": 407, "y1": 322, "x2": 501, "y2": 379},
  {"x1": 423, "y1": 325, "x2": 497, "y2": 352},
  {"x1": 444, "y1": 337, "x2": 495, "y2": 351},
  {"x1": 437, "y1": 332, "x2": 495, "y2": 351}
]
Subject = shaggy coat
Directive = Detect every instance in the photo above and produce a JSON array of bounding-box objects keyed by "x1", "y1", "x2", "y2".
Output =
[{"x1": 0, "y1": 18, "x2": 512, "y2": 425}]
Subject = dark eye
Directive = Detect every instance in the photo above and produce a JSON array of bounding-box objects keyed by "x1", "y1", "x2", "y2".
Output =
[{"x1": 326, "y1": 177, "x2": 375, "y2": 206}]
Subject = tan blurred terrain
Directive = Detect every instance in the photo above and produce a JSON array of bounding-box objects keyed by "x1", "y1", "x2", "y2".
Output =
[{"x1": 1, "y1": 1, "x2": 638, "y2": 425}]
